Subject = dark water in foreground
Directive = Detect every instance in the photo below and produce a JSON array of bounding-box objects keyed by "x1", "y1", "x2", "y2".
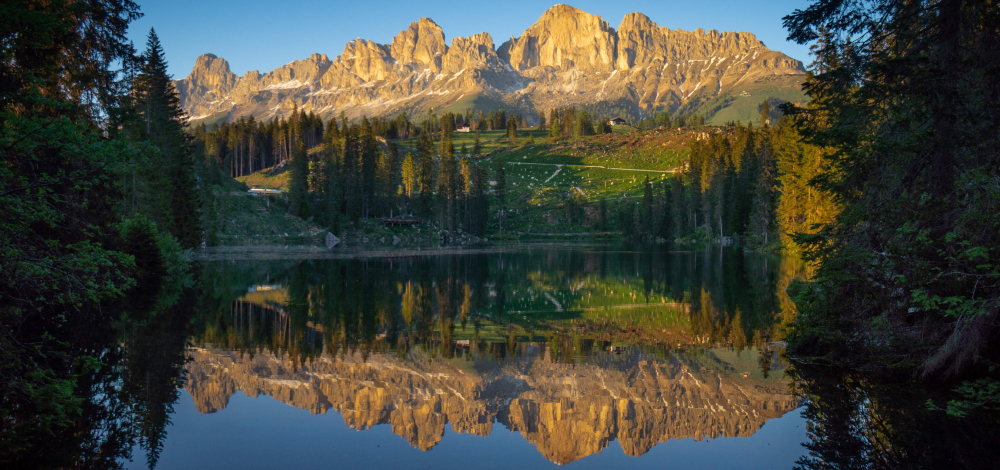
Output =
[{"x1": 104, "y1": 245, "x2": 998, "y2": 470}]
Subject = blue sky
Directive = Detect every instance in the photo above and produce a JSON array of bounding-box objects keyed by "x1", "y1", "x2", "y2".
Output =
[{"x1": 128, "y1": 0, "x2": 815, "y2": 79}]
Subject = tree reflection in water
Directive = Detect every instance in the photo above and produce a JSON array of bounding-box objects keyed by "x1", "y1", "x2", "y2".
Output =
[
  {"x1": 790, "y1": 363, "x2": 1000, "y2": 470},
  {"x1": 182, "y1": 247, "x2": 801, "y2": 464},
  {"x1": 10, "y1": 246, "x2": 999, "y2": 469}
]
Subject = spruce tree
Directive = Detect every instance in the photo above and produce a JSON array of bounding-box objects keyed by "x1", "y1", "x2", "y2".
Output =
[
  {"x1": 469, "y1": 166, "x2": 489, "y2": 236},
  {"x1": 416, "y1": 133, "x2": 436, "y2": 217},
  {"x1": 759, "y1": 100, "x2": 772, "y2": 127},
  {"x1": 495, "y1": 160, "x2": 507, "y2": 232},
  {"x1": 782, "y1": 0, "x2": 1000, "y2": 378},
  {"x1": 132, "y1": 29, "x2": 201, "y2": 248},
  {"x1": 326, "y1": 150, "x2": 341, "y2": 233},
  {"x1": 642, "y1": 176, "x2": 654, "y2": 239},
  {"x1": 359, "y1": 117, "x2": 378, "y2": 218},
  {"x1": 289, "y1": 141, "x2": 310, "y2": 218},
  {"x1": 402, "y1": 152, "x2": 416, "y2": 213},
  {"x1": 660, "y1": 181, "x2": 673, "y2": 240},
  {"x1": 671, "y1": 174, "x2": 686, "y2": 237},
  {"x1": 341, "y1": 125, "x2": 362, "y2": 220}
]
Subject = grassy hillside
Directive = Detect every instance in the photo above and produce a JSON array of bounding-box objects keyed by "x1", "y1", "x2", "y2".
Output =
[
  {"x1": 221, "y1": 126, "x2": 710, "y2": 242},
  {"x1": 464, "y1": 127, "x2": 704, "y2": 233},
  {"x1": 236, "y1": 161, "x2": 290, "y2": 190},
  {"x1": 435, "y1": 90, "x2": 506, "y2": 116},
  {"x1": 210, "y1": 178, "x2": 317, "y2": 244},
  {"x1": 678, "y1": 75, "x2": 807, "y2": 126},
  {"x1": 710, "y1": 75, "x2": 808, "y2": 125}
]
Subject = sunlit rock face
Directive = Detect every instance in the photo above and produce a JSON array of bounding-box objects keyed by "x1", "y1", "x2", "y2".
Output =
[
  {"x1": 174, "y1": 5, "x2": 805, "y2": 124},
  {"x1": 497, "y1": 4, "x2": 618, "y2": 72},
  {"x1": 185, "y1": 346, "x2": 798, "y2": 464}
]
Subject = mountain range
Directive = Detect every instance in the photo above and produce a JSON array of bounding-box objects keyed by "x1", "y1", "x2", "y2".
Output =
[{"x1": 175, "y1": 4, "x2": 807, "y2": 126}]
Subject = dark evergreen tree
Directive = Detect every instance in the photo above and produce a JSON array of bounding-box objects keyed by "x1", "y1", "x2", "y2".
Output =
[
  {"x1": 783, "y1": 0, "x2": 1000, "y2": 376},
  {"x1": 131, "y1": 29, "x2": 201, "y2": 248},
  {"x1": 468, "y1": 166, "x2": 489, "y2": 236},
  {"x1": 660, "y1": 181, "x2": 673, "y2": 240},
  {"x1": 359, "y1": 117, "x2": 378, "y2": 218},
  {"x1": 416, "y1": 133, "x2": 436, "y2": 218},
  {"x1": 641, "y1": 176, "x2": 654, "y2": 239},
  {"x1": 289, "y1": 141, "x2": 310, "y2": 218}
]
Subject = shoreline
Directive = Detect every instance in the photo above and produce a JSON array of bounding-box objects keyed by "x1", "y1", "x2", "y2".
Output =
[{"x1": 193, "y1": 242, "x2": 606, "y2": 260}]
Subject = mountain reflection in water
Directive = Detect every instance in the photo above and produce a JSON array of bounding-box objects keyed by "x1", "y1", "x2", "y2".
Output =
[
  {"x1": 178, "y1": 246, "x2": 802, "y2": 465},
  {"x1": 12, "y1": 245, "x2": 1000, "y2": 469},
  {"x1": 185, "y1": 346, "x2": 795, "y2": 464}
]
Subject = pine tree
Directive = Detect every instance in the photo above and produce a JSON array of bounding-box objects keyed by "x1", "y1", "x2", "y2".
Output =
[
  {"x1": 359, "y1": 117, "x2": 378, "y2": 218},
  {"x1": 774, "y1": 118, "x2": 837, "y2": 247},
  {"x1": 402, "y1": 152, "x2": 416, "y2": 213},
  {"x1": 783, "y1": 0, "x2": 1000, "y2": 377},
  {"x1": 132, "y1": 29, "x2": 201, "y2": 248},
  {"x1": 575, "y1": 111, "x2": 595, "y2": 137},
  {"x1": 618, "y1": 200, "x2": 636, "y2": 239},
  {"x1": 325, "y1": 146, "x2": 341, "y2": 233},
  {"x1": 460, "y1": 158, "x2": 472, "y2": 194},
  {"x1": 660, "y1": 181, "x2": 673, "y2": 240},
  {"x1": 642, "y1": 176, "x2": 654, "y2": 239},
  {"x1": 473, "y1": 131, "x2": 482, "y2": 156},
  {"x1": 469, "y1": 166, "x2": 489, "y2": 236},
  {"x1": 759, "y1": 100, "x2": 772, "y2": 127},
  {"x1": 289, "y1": 141, "x2": 310, "y2": 218},
  {"x1": 670, "y1": 174, "x2": 686, "y2": 238},
  {"x1": 416, "y1": 133, "x2": 436, "y2": 217},
  {"x1": 341, "y1": 125, "x2": 362, "y2": 220},
  {"x1": 386, "y1": 141, "x2": 401, "y2": 216},
  {"x1": 549, "y1": 117, "x2": 561, "y2": 140},
  {"x1": 437, "y1": 141, "x2": 459, "y2": 231}
]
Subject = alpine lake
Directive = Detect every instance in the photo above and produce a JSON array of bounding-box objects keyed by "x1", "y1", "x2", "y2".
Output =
[{"x1": 111, "y1": 244, "x2": 998, "y2": 470}]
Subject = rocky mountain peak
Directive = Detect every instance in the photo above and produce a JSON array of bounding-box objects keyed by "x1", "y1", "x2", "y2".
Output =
[
  {"x1": 499, "y1": 4, "x2": 617, "y2": 72},
  {"x1": 336, "y1": 38, "x2": 393, "y2": 83},
  {"x1": 443, "y1": 32, "x2": 503, "y2": 73},
  {"x1": 187, "y1": 53, "x2": 236, "y2": 83},
  {"x1": 174, "y1": 53, "x2": 237, "y2": 118},
  {"x1": 175, "y1": 5, "x2": 807, "y2": 125},
  {"x1": 390, "y1": 17, "x2": 448, "y2": 72}
]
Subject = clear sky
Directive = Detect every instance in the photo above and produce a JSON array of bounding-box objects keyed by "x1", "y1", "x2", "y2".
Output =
[{"x1": 128, "y1": 0, "x2": 814, "y2": 80}]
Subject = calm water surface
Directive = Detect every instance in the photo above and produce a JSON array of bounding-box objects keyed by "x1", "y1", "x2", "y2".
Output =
[
  {"x1": 114, "y1": 244, "x2": 1000, "y2": 470},
  {"x1": 122, "y1": 244, "x2": 812, "y2": 469}
]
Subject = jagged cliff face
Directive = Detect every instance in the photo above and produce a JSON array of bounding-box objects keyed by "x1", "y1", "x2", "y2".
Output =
[
  {"x1": 185, "y1": 346, "x2": 798, "y2": 464},
  {"x1": 498, "y1": 4, "x2": 618, "y2": 72},
  {"x1": 175, "y1": 5, "x2": 805, "y2": 124}
]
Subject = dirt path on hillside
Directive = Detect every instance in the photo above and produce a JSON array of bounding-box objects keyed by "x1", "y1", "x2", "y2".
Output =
[{"x1": 508, "y1": 161, "x2": 680, "y2": 173}]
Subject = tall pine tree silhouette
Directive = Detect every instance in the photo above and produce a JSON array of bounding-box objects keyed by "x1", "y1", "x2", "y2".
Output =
[{"x1": 132, "y1": 29, "x2": 201, "y2": 248}]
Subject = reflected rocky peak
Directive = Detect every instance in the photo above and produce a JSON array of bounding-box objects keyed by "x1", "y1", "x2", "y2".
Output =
[
  {"x1": 185, "y1": 343, "x2": 797, "y2": 464},
  {"x1": 176, "y1": 248, "x2": 804, "y2": 465}
]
